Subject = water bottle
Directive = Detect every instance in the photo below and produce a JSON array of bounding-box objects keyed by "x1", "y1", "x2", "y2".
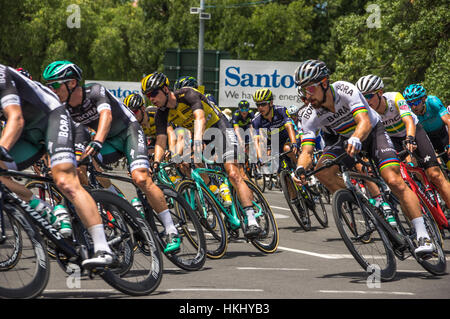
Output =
[
  {"x1": 209, "y1": 184, "x2": 220, "y2": 196},
  {"x1": 219, "y1": 183, "x2": 232, "y2": 207},
  {"x1": 52, "y1": 205, "x2": 73, "y2": 238},
  {"x1": 131, "y1": 197, "x2": 145, "y2": 219},
  {"x1": 170, "y1": 175, "x2": 182, "y2": 185},
  {"x1": 29, "y1": 198, "x2": 56, "y2": 225}
]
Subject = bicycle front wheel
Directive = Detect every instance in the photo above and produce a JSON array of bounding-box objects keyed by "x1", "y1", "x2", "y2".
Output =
[
  {"x1": 176, "y1": 179, "x2": 228, "y2": 259},
  {"x1": 153, "y1": 185, "x2": 207, "y2": 271},
  {"x1": 279, "y1": 170, "x2": 311, "y2": 231},
  {"x1": 0, "y1": 204, "x2": 50, "y2": 299},
  {"x1": 415, "y1": 199, "x2": 446, "y2": 275},
  {"x1": 234, "y1": 180, "x2": 279, "y2": 253},
  {"x1": 332, "y1": 189, "x2": 397, "y2": 281},
  {"x1": 90, "y1": 190, "x2": 163, "y2": 296},
  {"x1": 308, "y1": 185, "x2": 328, "y2": 228}
]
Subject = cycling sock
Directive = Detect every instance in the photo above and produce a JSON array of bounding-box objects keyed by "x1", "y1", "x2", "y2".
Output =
[
  {"x1": 244, "y1": 207, "x2": 258, "y2": 226},
  {"x1": 411, "y1": 217, "x2": 429, "y2": 241},
  {"x1": 88, "y1": 224, "x2": 112, "y2": 253},
  {"x1": 159, "y1": 209, "x2": 177, "y2": 235}
]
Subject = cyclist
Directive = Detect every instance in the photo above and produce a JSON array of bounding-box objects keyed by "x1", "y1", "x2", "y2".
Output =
[
  {"x1": 43, "y1": 61, "x2": 182, "y2": 253},
  {"x1": 403, "y1": 84, "x2": 450, "y2": 170},
  {"x1": 143, "y1": 72, "x2": 262, "y2": 238},
  {"x1": 232, "y1": 100, "x2": 256, "y2": 149},
  {"x1": 123, "y1": 93, "x2": 178, "y2": 157},
  {"x1": 16, "y1": 67, "x2": 32, "y2": 80},
  {"x1": 232, "y1": 100, "x2": 256, "y2": 179},
  {"x1": 293, "y1": 60, "x2": 434, "y2": 255},
  {"x1": 357, "y1": 75, "x2": 450, "y2": 211},
  {"x1": 0, "y1": 64, "x2": 116, "y2": 268},
  {"x1": 174, "y1": 76, "x2": 198, "y2": 91},
  {"x1": 251, "y1": 89, "x2": 299, "y2": 169}
]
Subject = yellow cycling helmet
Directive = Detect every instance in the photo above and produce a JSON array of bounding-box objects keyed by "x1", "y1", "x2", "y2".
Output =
[
  {"x1": 252, "y1": 88, "x2": 273, "y2": 103},
  {"x1": 141, "y1": 72, "x2": 169, "y2": 95}
]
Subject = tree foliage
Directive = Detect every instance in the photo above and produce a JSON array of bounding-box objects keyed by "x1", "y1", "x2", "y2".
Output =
[{"x1": 0, "y1": 0, "x2": 447, "y2": 100}]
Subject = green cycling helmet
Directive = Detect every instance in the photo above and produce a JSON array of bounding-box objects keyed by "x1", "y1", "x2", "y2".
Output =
[{"x1": 43, "y1": 60, "x2": 82, "y2": 82}]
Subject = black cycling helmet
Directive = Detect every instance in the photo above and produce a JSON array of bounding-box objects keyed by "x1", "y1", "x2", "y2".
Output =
[
  {"x1": 173, "y1": 76, "x2": 198, "y2": 91},
  {"x1": 123, "y1": 93, "x2": 144, "y2": 111},
  {"x1": 141, "y1": 72, "x2": 169, "y2": 95}
]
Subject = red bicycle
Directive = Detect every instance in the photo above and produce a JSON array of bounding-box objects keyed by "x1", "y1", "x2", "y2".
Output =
[{"x1": 398, "y1": 150, "x2": 449, "y2": 233}]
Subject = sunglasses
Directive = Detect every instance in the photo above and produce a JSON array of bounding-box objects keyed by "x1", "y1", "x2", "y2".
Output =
[
  {"x1": 256, "y1": 102, "x2": 269, "y2": 107},
  {"x1": 146, "y1": 88, "x2": 161, "y2": 98},
  {"x1": 132, "y1": 108, "x2": 141, "y2": 115},
  {"x1": 363, "y1": 92, "x2": 378, "y2": 100},
  {"x1": 240, "y1": 108, "x2": 249, "y2": 112},
  {"x1": 407, "y1": 99, "x2": 423, "y2": 107},
  {"x1": 46, "y1": 80, "x2": 71, "y2": 89},
  {"x1": 299, "y1": 81, "x2": 323, "y2": 95}
]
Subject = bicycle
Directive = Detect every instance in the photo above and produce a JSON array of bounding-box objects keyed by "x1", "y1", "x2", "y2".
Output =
[
  {"x1": 398, "y1": 148, "x2": 449, "y2": 239},
  {"x1": 276, "y1": 151, "x2": 328, "y2": 231},
  {"x1": 0, "y1": 158, "x2": 163, "y2": 298},
  {"x1": 84, "y1": 157, "x2": 207, "y2": 271},
  {"x1": 308, "y1": 150, "x2": 446, "y2": 281},
  {"x1": 176, "y1": 155, "x2": 279, "y2": 258}
]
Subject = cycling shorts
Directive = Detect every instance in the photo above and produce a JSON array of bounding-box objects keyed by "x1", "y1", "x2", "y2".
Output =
[
  {"x1": 319, "y1": 122, "x2": 400, "y2": 172},
  {"x1": 6, "y1": 106, "x2": 77, "y2": 171},
  {"x1": 426, "y1": 125, "x2": 449, "y2": 164},
  {"x1": 202, "y1": 116, "x2": 239, "y2": 163},
  {"x1": 390, "y1": 123, "x2": 439, "y2": 169},
  {"x1": 100, "y1": 121, "x2": 149, "y2": 172}
]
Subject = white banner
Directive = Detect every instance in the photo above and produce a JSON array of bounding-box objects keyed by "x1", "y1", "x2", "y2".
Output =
[
  {"x1": 219, "y1": 60, "x2": 303, "y2": 108},
  {"x1": 85, "y1": 80, "x2": 141, "y2": 101}
]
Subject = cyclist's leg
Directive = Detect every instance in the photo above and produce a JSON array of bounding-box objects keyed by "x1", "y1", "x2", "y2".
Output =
[
  {"x1": 46, "y1": 107, "x2": 114, "y2": 266},
  {"x1": 414, "y1": 124, "x2": 450, "y2": 207},
  {"x1": 314, "y1": 143, "x2": 353, "y2": 193},
  {"x1": 120, "y1": 123, "x2": 180, "y2": 252},
  {"x1": 371, "y1": 124, "x2": 433, "y2": 253}
]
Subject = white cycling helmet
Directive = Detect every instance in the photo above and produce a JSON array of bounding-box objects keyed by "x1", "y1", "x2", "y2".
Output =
[
  {"x1": 286, "y1": 104, "x2": 301, "y2": 116},
  {"x1": 356, "y1": 74, "x2": 384, "y2": 94}
]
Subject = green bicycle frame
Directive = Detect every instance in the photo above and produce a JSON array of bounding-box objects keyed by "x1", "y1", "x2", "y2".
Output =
[{"x1": 186, "y1": 165, "x2": 263, "y2": 231}]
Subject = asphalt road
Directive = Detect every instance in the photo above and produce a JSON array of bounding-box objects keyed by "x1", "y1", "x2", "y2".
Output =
[{"x1": 35, "y1": 171, "x2": 450, "y2": 302}]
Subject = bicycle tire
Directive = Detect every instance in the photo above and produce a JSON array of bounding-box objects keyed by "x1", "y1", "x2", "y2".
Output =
[
  {"x1": 150, "y1": 185, "x2": 207, "y2": 271},
  {"x1": 279, "y1": 170, "x2": 311, "y2": 231},
  {"x1": 0, "y1": 204, "x2": 50, "y2": 299},
  {"x1": 415, "y1": 198, "x2": 447, "y2": 275},
  {"x1": 0, "y1": 210, "x2": 22, "y2": 271},
  {"x1": 332, "y1": 189, "x2": 397, "y2": 281},
  {"x1": 308, "y1": 185, "x2": 328, "y2": 228},
  {"x1": 89, "y1": 190, "x2": 164, "y2": 296},
  {"x1": 266, "y1": 174, "x2": 273, "y2": 190},
  {"x1": 252, "y1": 165, "x2": 265, "y2": 193},
  {"x1": 234, "y1": 180, "x2": 279, "y2": 253},
  {"x1": 176, "y1": 179, "x2": 228, "y2": 259}
]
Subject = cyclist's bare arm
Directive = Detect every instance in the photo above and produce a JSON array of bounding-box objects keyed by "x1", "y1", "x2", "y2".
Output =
[
  {"x1": 154, "y1": 134, "x2": 168, "y2": 163},
  {"x1": 0, "y1": 104, "x2": 24, "y2": 151},
  {"x1": 84, "y1": 109, "x2": 111, "y2": 158},
  {"x1": 346, "y1": 112, "x2": 372, "y2": 157}
]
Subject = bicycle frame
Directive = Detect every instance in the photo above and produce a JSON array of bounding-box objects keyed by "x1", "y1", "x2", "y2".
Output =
[
  {"x1": 187, "y1": 165, "x2": 263, "y2": 231},
  {"x1": 399, "y1": 162, "x2": 448, "y2": 229},
  {"x1": 0, "y1": 169, "x2": 80, "y2": 259}
]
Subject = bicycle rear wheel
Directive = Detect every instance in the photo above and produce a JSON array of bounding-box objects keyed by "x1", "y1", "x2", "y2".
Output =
[
  {"x1": 279, "y1": 170, "x2": 311, "y2": 231},
  {"x1": 0, "y1": 204, "x2": 50, "y2": 299},
  {"x1": 234, "y1": 180, "x2": 279, "y2": 253},
  {"x1": 89, "y1": 190, "x2": 163, "y2": 296},
  {"x1": 176, "y1": 179, "x2": 228, "y2": 259},
  {"x1": 152, "y1": 185, "x2": 207, "y2": 271},
  {"x1": 332, "y1": 189, "x2": 397, "y2": 281},
  {"x1": 415, "y1": 199, "x2": 446, "y2": 275}
]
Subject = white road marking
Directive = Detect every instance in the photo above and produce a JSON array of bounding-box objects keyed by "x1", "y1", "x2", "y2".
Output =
[
  {"x1": 319, "y1": 290, "x2": 414, "y2": 296},
  {"x1": 166, "y1": 288, "x2": 264, "y2": 292},
  {"x1": 278, "y1": 246, "x2": 347, "y2": 259},
  {"x1": 237, "y1": 267, "x2": 309, "y2": 271},
  {"x1": 271, "y1": 205, "x2": 291, "y2": 211},
  {"x1": 273, "y1": 213, "x2": 289, "y2": 219}
]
